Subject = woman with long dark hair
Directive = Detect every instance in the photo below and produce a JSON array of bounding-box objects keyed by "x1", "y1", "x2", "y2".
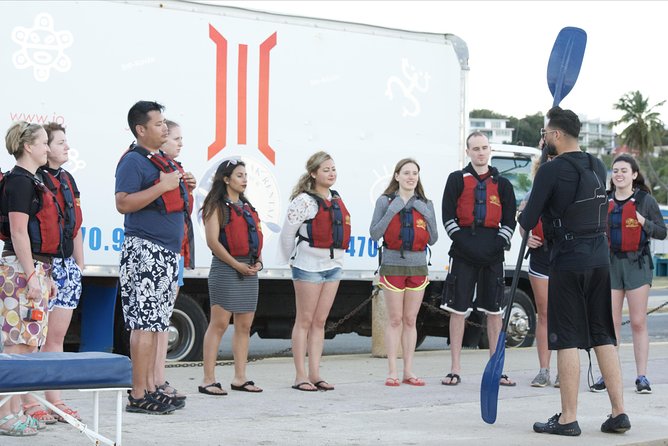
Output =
[
  {"x1": 198, "y1": 159, "x2": 264, "y2": 396},
  {"x1": 590, "y1": 154, "x2": 666, "y2": 394},
  {"x1": 369, "y1": 158, "x2": 438, "y2": 386}
]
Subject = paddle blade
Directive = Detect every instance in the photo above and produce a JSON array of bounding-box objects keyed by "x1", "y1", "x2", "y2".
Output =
[
  {"x1": 480, "y1": 331, "x2": 507, "y2": 424},
  {"x1": 547, "y1": 27, "x2": 587, "y2": 107}
]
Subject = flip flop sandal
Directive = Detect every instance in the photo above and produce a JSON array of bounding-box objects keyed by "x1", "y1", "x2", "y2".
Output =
[
  {"x1": 402, "y1": 377, "x2": 426, "y2": 386},
  {"x1": 313, "y1": 380, "x2": 335, "y2": 391},
  {"x1": 385, "y1": 378, "x2": 400, "y2": 387},
  {"x1": 230, "y1": 380, "x2": 263, "y2": 393},
  {"x1": 198, "y1": 382, "x2": 227, "y2": 396},
  {"x1": 441, "y1": 373, "x2": 461, "y2": 386},
  {"x1": 291, "y1": 382, "x2": 318, "y2": 392},
  {"x1": 500, "y1": 374, "x2": 517, "y2": 387}
]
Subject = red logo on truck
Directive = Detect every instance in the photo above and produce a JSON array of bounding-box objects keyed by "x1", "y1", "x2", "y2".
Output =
[{"x1": 208, "y1": 25, "x2": 277, "y2": 165}]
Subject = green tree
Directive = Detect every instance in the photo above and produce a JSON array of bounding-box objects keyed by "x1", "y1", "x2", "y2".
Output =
[
  {"x1": 508, "y1": 112, "x2": 544, "y2": 147},
  {"x1": 470, "y1": 109, "x2": 508, "y2": 119},
  {"x1": 613, "y1": 90, "x2": 667, "y2": 192}
]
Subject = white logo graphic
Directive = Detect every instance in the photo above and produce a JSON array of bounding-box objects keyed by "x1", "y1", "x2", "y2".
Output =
[
  {"x1": 193, "y1": 156, "x2": 282, "y2": 243},
  {"x1": 385, "y1": 58, "x2": 431, "y2": 117},
  {"x1": 63, "y1": 148, "x2": 86, "y2": 174},
  {"x1": 369, "y1": 165, "x2": 393, "y2": 205},
  {"x1": 12, "y1": 13, "x2": 73, "y2": 82}
]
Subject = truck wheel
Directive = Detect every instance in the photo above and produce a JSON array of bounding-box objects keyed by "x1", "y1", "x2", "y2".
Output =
[
  {"x1": 504, "y1": 289, "x2": 536, "y2": 348},
  {"x1": 477, "y1": 288, "x2": 536, "y2": 349},
  {"x1": 167, "y1": 293, "x2": 207, "y2": 361}
]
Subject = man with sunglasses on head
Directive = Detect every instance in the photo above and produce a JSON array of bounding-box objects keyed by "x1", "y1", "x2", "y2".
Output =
[
  {"x1": 519, "y1": 106, "x2": 630, "y2": 436},
  {"x1": 115, "y1": 101, "x2": 191, "y2": 415}
]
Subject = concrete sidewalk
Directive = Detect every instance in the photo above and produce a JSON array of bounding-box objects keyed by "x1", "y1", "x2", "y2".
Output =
[{"x1": 5, "y1": 343, "x2": 668, "y2": 445}]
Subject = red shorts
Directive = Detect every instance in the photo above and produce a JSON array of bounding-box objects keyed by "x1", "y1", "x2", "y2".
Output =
[{"x1": 379, "y1": 275, "x2": 429, "y2": 292}]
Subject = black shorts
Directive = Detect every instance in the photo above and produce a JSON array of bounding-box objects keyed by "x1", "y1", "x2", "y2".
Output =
[
  {"x1": 529, "y1": 247, "x2": 550, "y2": 279},
  {"x1": 547, "y1": 266, "x2": 616, "y2": 350},
  {"x1": 441, "y1": 258, "x2": 505, "y2": 315}
]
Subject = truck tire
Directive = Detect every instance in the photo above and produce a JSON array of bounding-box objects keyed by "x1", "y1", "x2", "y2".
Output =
[
  {"x1": 167, "y1": 293, "x2": 207, "y2": 361},
  {"x1": 477, "y1": 288, "x2": 536, "y2": 349},
  {"x1": 504, "y1": 288, "x2": 536, "y2": 348}
]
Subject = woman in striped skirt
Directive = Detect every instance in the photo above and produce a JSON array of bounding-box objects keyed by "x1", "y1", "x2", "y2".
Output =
[{"x1": 198, "y1": 159, "x2": 264, "y2": 396}]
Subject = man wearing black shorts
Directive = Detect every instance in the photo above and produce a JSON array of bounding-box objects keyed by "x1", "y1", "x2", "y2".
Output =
[
  {"x1": 519, "y1": 106, "x2": 630, "y2": 436},
  {"x1": 441, "y1": 132, "x2": 516, "y2": 386}
]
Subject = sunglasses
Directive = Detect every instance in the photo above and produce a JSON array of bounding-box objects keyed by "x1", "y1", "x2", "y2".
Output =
[
  {"x1": 222, "y1": 157, "x2": 241, "y2": 168},
  {"x1": 540, "y1": 128, "x2": 558, "y2": 137}
]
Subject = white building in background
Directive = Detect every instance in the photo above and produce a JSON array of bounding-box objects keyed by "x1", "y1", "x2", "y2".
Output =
[
  {"x1": 578, "y1": 116, "x2": 616, "y2": 155},
  {"x1": 469, "y1": 117, "x2": 514, "y2": 144}
]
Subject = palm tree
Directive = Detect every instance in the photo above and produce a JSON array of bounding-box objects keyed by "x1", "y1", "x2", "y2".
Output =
[{"x1": 613, "y1": 90, "x2": 667, "y2": 191}]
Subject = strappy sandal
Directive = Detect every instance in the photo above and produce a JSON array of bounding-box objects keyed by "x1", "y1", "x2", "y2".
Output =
[
  {"x1": 25, "y1": 415, "x2": 47, "y2": 430},
  {"x1": 49, "y1": 401, "x2": 82, "y2": 422},
  {"x1": 0, "y1": 414, "x2": 39, "y2": 437},
  {"x1": 22, "y1": 403, "x2": 57, "y2": 425},
  {"x1": 157, "y1": 381, "x2": 187, "y2": 400},
  {"x1": 126, "y1": 391, "x2": 175, "y2": 415}
]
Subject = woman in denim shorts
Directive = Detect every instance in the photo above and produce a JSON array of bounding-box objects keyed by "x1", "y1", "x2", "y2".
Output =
[
  {"x1": 369, "y1": 158, "x2": 438, "y2": 387},
  {"x1": 277, "y1": 151, "x2": 350, "y2": 392},
  {"x1": 591, "y1": 155, "x2": 666, "y2": 394}
]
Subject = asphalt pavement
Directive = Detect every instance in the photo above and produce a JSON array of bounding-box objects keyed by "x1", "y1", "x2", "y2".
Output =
[
  {"x1": 4, "y1": 278, "x2": 668, "y2": 445},
  {"x1": 4, "y1": 342, "x2": 667, "y2": 445}
]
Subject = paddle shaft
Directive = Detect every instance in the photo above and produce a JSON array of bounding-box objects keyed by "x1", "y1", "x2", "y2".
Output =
[{"x1": 501, "y1": 231, "x2": 529, "y2": 333}]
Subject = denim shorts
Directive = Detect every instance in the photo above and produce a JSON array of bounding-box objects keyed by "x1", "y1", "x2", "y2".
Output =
[{"x1": 291, "y1": 266, "x2": 342, "y2": 284}]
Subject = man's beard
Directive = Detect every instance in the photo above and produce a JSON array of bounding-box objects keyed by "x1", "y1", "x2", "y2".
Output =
[{"x1": 545, "y1": 142, "x2": 558, "y2": 157}]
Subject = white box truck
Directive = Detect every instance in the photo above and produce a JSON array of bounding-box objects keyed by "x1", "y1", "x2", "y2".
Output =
[{"x1": 0, "y1": 0, "x2": 537, "y2": 360}]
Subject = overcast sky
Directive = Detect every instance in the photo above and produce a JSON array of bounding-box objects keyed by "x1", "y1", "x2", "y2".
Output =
[{"x1": 213, "y1": 1, "x2": 667, "y2": 129}]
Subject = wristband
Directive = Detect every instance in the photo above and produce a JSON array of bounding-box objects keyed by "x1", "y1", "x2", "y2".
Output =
[{"x1": 27, "y1": 271, "x2": 36, "y2": 283}]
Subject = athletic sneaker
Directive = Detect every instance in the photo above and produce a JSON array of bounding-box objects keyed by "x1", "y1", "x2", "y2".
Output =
[
  {"x1": 553, "y1": 374, "x2": 560, "y2": 388},
  {"x1": 635, "y1": 376, "x2": 652, "y2": 394},
  {"x1": 533, "y1": 413, "x2": 581, "y2": 436},
  {"x1": 601, "y1": 413, "x2": 631, "y2": 434},
  {"x1": 531, "y1": 369, "x2": 551, "y2": 387},
  {"x1": 590, "y1": 376, "x2": 606, "y2": 393}
]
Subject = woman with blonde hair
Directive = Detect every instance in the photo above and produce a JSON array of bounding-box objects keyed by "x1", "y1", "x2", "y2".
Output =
[
  {"x1": 278, "y1": 151, "x2": 351, "y2": 391},
  {"x1": 0, "y1": 122, "x2": 59, "y2": 436},
  {"x1": 369, "y1": 158, "x2": 438, "y2": 386}
]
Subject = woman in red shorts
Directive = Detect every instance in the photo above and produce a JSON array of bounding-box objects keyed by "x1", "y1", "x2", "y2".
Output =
[{"x1": 369, "y1": 158, "x2": 438, "y2": 387}]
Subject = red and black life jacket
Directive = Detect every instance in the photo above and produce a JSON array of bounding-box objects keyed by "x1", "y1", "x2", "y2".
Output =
[
  {"x1": 41, "y1": 168, "x2": 82, "y2": 242},
  {"x1": 608, "y1": 190, "x2": 648, "y2": 253},
  {"x1": 0, "y1": 169, "x2": 64, "y2": 256},
  {"x1": 456, "y1": 170, "x2": 502, "y2": 232},
  {"x1": 299, "y1": 190, "x2": 351, "y2": 258},
  {"x1": 119, "y1": 144, "x2": 195, "y2": 267},
  {"x1": 219, "y1": 199, "x2": 263, "y2": 260},
  {"x1": 383, "y1": 195, "x2": 429, "y2": 257},
  {"x1": 532, "y1": 219, "x2": 545, "y2": 242},
  {"x1": 120, "y1": 144, "x2": 188, "y2": 214}
]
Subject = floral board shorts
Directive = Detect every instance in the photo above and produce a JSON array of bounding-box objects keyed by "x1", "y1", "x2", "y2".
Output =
[
  {"x1": 50, "y1": 256, "x2": 83, "y2": 311},
  {"x1": 119, "y1": 236, "x2": 178, "y2": 332},
  {"x1": 0, "y1": 256, "x2": 52, "y2": 347}
]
